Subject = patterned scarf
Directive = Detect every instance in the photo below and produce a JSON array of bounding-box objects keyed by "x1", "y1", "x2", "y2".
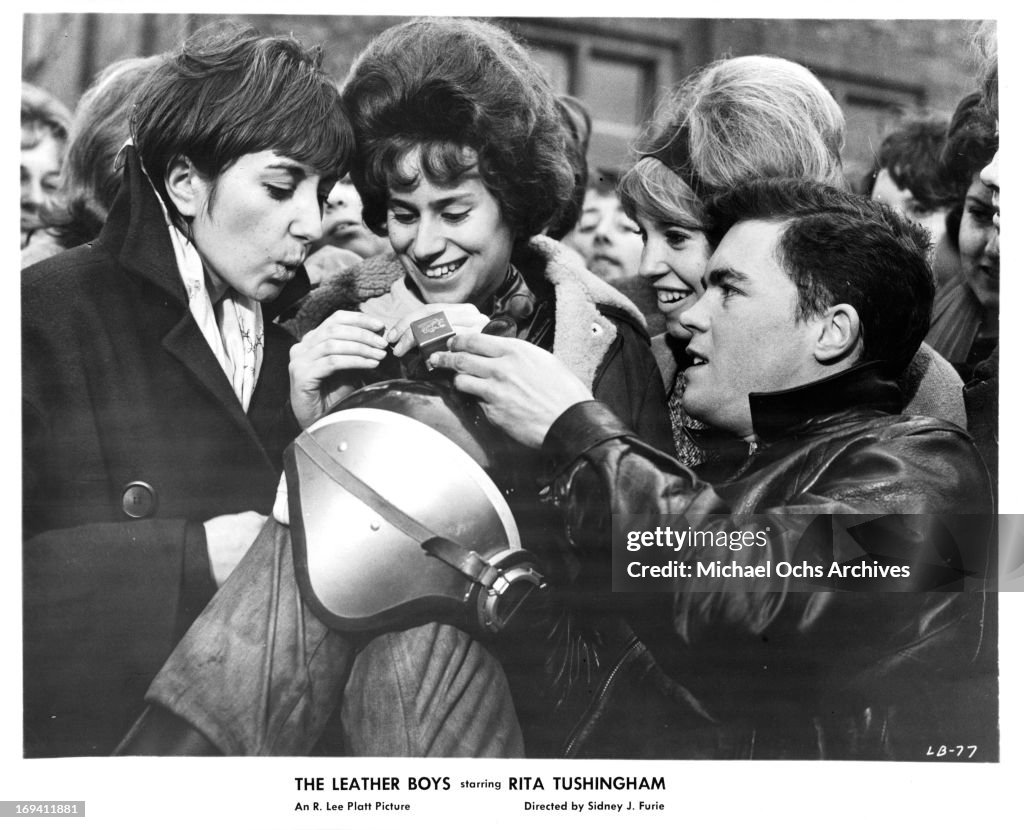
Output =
[
  {"x1": 162, "y1": 202, "x2": 264, "y2": 413},
  {"x1": 668, "y1": 369, "x2": 707, "y2": 468}
]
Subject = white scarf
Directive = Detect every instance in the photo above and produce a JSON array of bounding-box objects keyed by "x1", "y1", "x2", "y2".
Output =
[
  {"x1": 166, "y1": 224, "x2": 264, "y2": 412},
  {"x1": 130, "y1": 138, "x2": 265, "y2": 412}
]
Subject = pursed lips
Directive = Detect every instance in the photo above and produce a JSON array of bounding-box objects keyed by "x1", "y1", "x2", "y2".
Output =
[{"x1": 274, "y1": 257, "x2": 305, "y2": 279}]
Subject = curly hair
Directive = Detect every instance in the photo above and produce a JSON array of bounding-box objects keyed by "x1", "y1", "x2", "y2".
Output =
[
  {"x1": 341, "y1": 17, "x2": 575, "y2": 241},
  {"x1": 131, "y1": 21, "x2": 351, "y2": 232}
]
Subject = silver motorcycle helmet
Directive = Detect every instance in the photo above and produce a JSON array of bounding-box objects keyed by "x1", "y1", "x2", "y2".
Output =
[{"x1": 285, "y1": 378, "x2": 547, "y2": 635}]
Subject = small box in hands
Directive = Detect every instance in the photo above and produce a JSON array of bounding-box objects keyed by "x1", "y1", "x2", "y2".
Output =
[{"x1": 410, "y1": 311, "x2": 456, "y2": 367}]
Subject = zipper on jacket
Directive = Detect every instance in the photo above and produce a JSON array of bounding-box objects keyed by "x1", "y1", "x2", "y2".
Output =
[{"x1": 561, "y1": 635, "x2": 644, "y2": 758}]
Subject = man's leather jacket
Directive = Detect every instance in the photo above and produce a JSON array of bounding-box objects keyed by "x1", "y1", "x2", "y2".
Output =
[{"x1": 538, "y1": 362, "x2": 997, "y2": 760}]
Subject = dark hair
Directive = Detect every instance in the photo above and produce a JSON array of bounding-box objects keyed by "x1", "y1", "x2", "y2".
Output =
[
  {"x1": 546, "y1": 95, "x2": 592, "y2": 240},
  {"x1": 40, "y1": 56, "x2": 162, "y2": 248},
  {"x1": 705, "y1": 179, "x2": 934, "y2": 375},
  {"x1": 341, "y1": 17, "x2": 575, "y2": 240},
  {"x1": 864, "y1": 116, "x2": 959, "y2": 211},
  {"x1": 131, "y1": 22, "x2": 351, "y2": 231},
  {"x1": 939, "y1": 93, "x2": 998, "y2": 248},
  {"x1": 21, "y1": 82, "x2": 72, "y2": 150}
]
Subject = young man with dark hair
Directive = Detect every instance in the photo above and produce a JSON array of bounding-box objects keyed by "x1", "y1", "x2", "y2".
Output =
[
  {"x1": 866, "y1": 116, "x2": 961, "y2": 291},
  {"x1": 433, "y1": 178, "x2": 996, "y2": 759}
]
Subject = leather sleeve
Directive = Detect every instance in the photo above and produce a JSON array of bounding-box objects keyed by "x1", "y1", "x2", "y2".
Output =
[
  {"x1": 542, "y1": 401, "x2": 995, "y2": 721},
  {"x1": 590, "y1": 309, "x2": 674, "y2": 455}
]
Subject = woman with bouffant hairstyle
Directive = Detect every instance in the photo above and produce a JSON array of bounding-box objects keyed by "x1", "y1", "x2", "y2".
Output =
[
  {"x1": 124, "y1": 16, "x2": 670, "y2": 758},
  {"x1": 646, "y1": 54, "x2": 847, "y2": 195},
  {"x1": 616, "y1": 53, "x2": 965, "y2": 471},
  {"x1": 345, "y1": 17, "x2": 575, "y2": 242}
]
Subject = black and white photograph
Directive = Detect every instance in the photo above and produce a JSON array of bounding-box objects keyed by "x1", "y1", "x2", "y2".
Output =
[{"x1": 8, "y1": 4, "x2": 1020, "y2": 827}]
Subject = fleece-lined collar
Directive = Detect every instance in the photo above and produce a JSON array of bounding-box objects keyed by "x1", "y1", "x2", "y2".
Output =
[{"x1": 288, "y1": 235, "x2": 647, "y2": 390}]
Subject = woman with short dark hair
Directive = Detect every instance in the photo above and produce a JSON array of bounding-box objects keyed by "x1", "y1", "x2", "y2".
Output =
[
  {"x1": 22, "y1": 22, "x2": 349, "y2": 757},
  {"x1": 926, "y1": 92, "x2": 999, "y2": 377},
  {"x1": 126, "y1": 16, "x2": 671, "y2": 758}
]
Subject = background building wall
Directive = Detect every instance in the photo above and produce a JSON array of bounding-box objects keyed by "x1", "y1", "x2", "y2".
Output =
[{"x1": 22, "y1": 14, "x2": 987, "y2": 187}]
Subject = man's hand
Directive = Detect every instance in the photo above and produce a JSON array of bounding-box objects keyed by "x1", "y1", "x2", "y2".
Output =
[
  {"x1": 204, "y1": 511, "x2": 267, "y2": 587},
  {"x1": 428, "y1": 332, "x2": 593, "y2": 448},
  {"x1": 388, "y1": 304, "x2": 489, "y2": 357},
  {"x1": 289, "y1": 310, "x2": 389, "y2": 428}
]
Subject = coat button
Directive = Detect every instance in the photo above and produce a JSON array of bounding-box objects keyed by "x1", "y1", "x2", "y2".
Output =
[{"x1": 122, "y1": 481, "x2": 157, "y2": 519}]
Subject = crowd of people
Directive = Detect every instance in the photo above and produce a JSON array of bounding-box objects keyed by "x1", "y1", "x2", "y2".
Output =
[{"x1": 22, "y1": 17, "x2": 999, "y2": 760}]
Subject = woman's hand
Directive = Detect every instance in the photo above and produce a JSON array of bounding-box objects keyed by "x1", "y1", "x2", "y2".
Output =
[
  {"x1": 289, "y1": 310, "x2": 389, "y2": 428},
  {"x1": 388, "y1": 304, "x2": 489, "y2": 357},
  {"x1": 428, "y1": 332, "x2": 593, "y2": 448}
]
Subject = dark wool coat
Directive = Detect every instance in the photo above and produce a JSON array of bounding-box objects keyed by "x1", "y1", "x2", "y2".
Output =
[{"x1": 22, "y1": 149, "x2": 302, "y2": 757}]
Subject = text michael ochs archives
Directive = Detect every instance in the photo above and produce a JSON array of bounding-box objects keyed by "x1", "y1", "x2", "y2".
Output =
[{"x1": 610, "y1": 513, "x2": 993, "y2": 592}]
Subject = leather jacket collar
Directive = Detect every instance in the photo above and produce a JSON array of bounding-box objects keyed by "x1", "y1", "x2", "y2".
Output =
[
  {"x1": 687, "y1": 362, "x2": 903, "y2": 466},
  {"x1": 749, "y1": 361, "x2": 903, "y2": 442}
]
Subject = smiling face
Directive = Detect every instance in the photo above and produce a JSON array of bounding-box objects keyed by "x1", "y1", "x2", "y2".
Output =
[
  {"x1": 386, "y1": 152, "x2": 515, "y2": 306},
  {"x1": 181, "y1": 150, "x2": 332, "y2": 302},
  {"x1": 566, "y1": 190, "x2": 644, "y2": 282},
  {"x1": 679, "y1": 219, "x2": 828, "y2": 438},
  {"x1": 21, "y1": 129, "x2": 63, "y2": 242},
  {"x1": 635, "y1": 211, "x2": 712, "y2": 341},
  {"x1": 959, "y1": 173, "x2": 1000, "y2": 315}
]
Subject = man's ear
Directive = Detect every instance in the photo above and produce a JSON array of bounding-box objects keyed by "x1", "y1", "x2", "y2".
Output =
[
  {"x1": 164, "y1": 156, "x2": 206, "y2": 220},
  {"x1": 813, "y1": 303, "x2": 862, "y2": 364}
]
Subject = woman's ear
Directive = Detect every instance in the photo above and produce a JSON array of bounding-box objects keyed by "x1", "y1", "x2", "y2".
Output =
[
  {"x1": 164, "y1": 156, "x2": 206, "y2": 220},
  {"x1": 813, "y1": 303, "x2": 862, "y2": 365}
]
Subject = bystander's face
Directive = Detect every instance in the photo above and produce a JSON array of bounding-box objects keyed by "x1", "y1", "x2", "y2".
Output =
[
  {"x1": 635, "y1": 211, "x2": 711, "y2": 341},
  {"x1": 320, "y1": 180, "x2": 390, "y2": 259},
  {"x1": 871, "y1": 167, "x2": 948, "y2": 249},
  {"x1": 21, "y1": 129, "x2": 62, "y2": 246},
  {"x1": 679, "y1": 219, "x2": 826, "y2": 439},
  {"x1": 565, "y1": 190, "x2": 644, "y2": 282},
  {"x1": 959, "y1": 173, "x2": 1000, "y2": 314},
  {"x1": 386, "y1": 151, "x2": 514, "y2": 306},
  {"x1": 188, "y1": 150, "x2": 332, "y2": 302}
]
